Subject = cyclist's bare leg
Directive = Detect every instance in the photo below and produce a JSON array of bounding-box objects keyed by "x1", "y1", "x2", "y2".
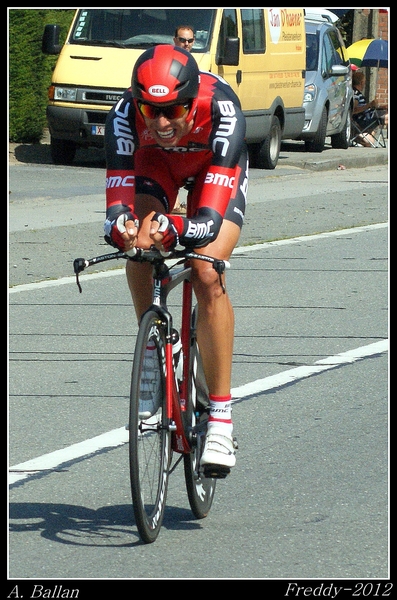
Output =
[
  {"x1": 125, "y1": 194, "x2": 166, "y2": 319},
  {"x1": 126, "y1": 195, "x2": 239, "y2": 401},
  {"x1": 193, "y1": 219, "x2": 239, "y2": 473},
  {"x1": 192, "y1": 219, "x2": 240, "y2": 397}
]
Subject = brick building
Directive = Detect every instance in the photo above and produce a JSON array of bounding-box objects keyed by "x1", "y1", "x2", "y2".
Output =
[
  {"x1": 376, "y1": 9, "x2": 389, "y2": 109},
  {"x1": 352, "y1": 8, "x2": 389, "y2": 109}
]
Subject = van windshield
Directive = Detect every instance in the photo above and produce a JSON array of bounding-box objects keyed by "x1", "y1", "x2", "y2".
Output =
[{"x1": 70, "y1": 9, "x2": 215, "y2": 52}]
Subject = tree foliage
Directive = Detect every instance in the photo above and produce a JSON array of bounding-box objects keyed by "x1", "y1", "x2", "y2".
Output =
[{"x1": 8, "y1": 8, "x2": 74, "y2": 143}]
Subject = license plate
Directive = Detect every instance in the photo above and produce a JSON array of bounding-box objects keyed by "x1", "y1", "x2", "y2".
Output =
[{"x1": 91, "y1": 125, "x2": 105, "y2": 136}]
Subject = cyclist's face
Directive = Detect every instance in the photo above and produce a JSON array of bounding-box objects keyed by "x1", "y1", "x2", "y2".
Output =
[{"x1": 140, "y1": 103, "x2": 194, "y2": 147}]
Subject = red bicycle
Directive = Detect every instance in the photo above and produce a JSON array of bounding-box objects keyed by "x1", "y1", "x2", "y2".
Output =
[{"x1": 74, "y1": 245, "x2": 231, "y2": 543}]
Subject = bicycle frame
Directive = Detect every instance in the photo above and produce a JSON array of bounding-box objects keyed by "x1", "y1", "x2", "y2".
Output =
[
  {"x1": 148, "y1": 257, "x2": 194, "y2": 454},
  {"x1": 74, "y1": 246, "x2": 228, "y2": 455}
]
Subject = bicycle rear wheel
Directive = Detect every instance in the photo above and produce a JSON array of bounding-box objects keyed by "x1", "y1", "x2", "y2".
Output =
[
  {"x1": 129, "y1": 310, "x2": 171, "y2": 544},
  {"x1": 184, "y1": 307, "x2": 216, "y2": 518}
]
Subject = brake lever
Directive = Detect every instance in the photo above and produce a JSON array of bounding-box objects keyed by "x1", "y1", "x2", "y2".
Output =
[
  {"x1": 73, "y1": 258, "x2": 88, "y2": 293},
  {"x1": 213, "y1": 259, "x2": 229, "y2": 294}
]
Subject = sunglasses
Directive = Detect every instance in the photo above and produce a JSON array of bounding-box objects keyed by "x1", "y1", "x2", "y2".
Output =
[
  {"x1": 178, "y1": 37, "x2": 194, "y2": 44},
  {"x1": 138, "y1": 102, "x2": 190, "y2": 120}
]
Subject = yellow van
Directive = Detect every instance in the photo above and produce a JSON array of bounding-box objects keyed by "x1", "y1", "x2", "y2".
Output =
[{"x1": 42, "y1": 8, "x2": 305, "y2": 169}]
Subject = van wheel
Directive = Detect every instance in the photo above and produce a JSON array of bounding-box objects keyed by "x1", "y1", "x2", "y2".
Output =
[
  {"x1": 257, "y1": 115, "x2": 281, "y2": 169},
  {"x1": 50, "y1": 137, "x2": 77, "y2": 165},
  {"x1": 331, "y1": 109, "x2": 351, "y2": 149},
  {"x1": 305, "y1": 106, "x2": 327, "y2": 152}
]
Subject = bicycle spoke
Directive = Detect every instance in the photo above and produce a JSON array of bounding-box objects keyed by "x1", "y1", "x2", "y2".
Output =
[{"x1": 129, "y1": 311, "x2": 170, "y2": 544}]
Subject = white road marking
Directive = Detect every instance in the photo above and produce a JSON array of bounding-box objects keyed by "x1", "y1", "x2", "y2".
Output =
[
  {"x1": 9, "y1": 222, "x2": 388, "y2": 294},
  {"x1": 9, "y1": 340, "x2": 388, "y2": 486}
]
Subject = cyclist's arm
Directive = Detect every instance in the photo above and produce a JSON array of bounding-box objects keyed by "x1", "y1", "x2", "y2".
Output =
[{"x1": 104, "y1": 91, "x2": 137, "y2": 224}]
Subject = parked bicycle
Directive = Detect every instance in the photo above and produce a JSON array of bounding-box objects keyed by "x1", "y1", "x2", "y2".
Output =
[{"x1": 73, "y1": 245, "x2": 234, "y2": 543}]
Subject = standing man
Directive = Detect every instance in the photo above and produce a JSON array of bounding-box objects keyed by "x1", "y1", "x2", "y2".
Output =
[
  {"x1": 104, "y1": 46, "x2": 248, "y2": 477},
  {"x1": 173, "y1": 24, "x2": 195, "y2": 52}
]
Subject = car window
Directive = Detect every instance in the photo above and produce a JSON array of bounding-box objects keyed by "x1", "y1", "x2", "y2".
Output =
[
  {"x1": 321, "y1": 32, "x2": 335, "y2": 75},
  {"x1": 241, "y1": 8, "x2": 265, "y2": 53},
  {"x1": 335, "y1": 30, "x2": 349, "y2": 65},
  {"x1": 306, "y1": 33, "x2": 318, "y2": 70},
  {"x1": 329, "y1": 29, "x2": 343, "y2": 65},
  {"x1": 218, "y1": 8, "x2": 238, "y2": 53}
]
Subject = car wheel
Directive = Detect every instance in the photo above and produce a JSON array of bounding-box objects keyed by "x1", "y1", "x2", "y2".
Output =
[
  {"x1": 331, "y1": 109, "x2": 351, "y2": 149},
  {"x1": 50, "y1": 137, "x2": 77, "y2": 165},
  {"x1": 256, "y1": 115, "x2": 281, "y2": 169},
  {"x1": 305, "y1": 105, "x2": 327, "y2": 153}
]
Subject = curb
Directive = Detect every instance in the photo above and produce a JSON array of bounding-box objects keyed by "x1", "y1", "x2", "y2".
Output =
[
  {"x1": 278, "y1": 137, "x2": 388, "y2": 172},
  {"x1": 285, "y1": 150, "x2": 388, "y2": 172}
]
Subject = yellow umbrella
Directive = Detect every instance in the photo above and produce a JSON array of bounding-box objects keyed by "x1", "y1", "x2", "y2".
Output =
[{"x1": 346, "y1": 38, "x2": 388, "y2": 69}]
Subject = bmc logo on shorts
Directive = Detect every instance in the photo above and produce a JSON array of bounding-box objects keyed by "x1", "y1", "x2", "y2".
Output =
[{"x1": 149, "y1": 85, "x2": 169, "y2": 97}]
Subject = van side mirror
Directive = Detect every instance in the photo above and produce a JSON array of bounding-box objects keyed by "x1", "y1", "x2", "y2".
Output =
[
  {"x1": 42, "y1": 24, "x2": 61, "y2": 55},
  {"x1": 216, "y1": 37, "x2": 240, "y2": 66}
]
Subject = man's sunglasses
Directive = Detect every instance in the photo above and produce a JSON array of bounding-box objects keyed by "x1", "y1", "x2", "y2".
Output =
[
  {"x1": 138, "y1": 102, "x2": 190, "y2": 120},
  {"x1": 178, "y1": 37, "x2": 194, "y2": 44}
]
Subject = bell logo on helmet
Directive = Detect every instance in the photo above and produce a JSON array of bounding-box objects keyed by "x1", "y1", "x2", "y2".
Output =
[{"x1": 149, "y1": 85, "x2": 170, "y2": 97}]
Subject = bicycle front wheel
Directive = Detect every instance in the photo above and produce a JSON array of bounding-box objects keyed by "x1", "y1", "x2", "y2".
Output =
[
  {"x1": 129, "y1": 310, "x2": 170, "y2": 544},
  {"x1": 184, "y1": 308, "x2": 216, "y2": 518}
]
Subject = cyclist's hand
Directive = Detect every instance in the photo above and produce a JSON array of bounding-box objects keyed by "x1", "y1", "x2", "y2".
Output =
[
  {"x1": 150, "y1": 213, "x2": 179, "y2": 251},
  {"x1": 104, "y1": 212, "x2": 139, "y2": 251}
]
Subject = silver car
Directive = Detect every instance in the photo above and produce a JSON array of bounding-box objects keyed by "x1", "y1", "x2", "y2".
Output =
[{"x1": 299, "y1": 16, "x2": 353, "y2": 152}]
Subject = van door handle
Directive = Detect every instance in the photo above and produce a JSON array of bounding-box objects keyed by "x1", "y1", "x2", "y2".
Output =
[{"x1": 236, "y1": 69, "x2": 242, "y2": 85}]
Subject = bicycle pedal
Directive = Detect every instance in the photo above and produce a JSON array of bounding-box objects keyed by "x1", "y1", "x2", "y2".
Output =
[
  {"x1": 202, "y1": 464, "x2": 230, "y2": 479},
  {"x1": 233, "y1": 436, "x2": 238, "y2": 450}
]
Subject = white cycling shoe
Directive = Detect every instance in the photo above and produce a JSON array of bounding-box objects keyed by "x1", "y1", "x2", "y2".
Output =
[
  {"x1": 138, "y1": 346, "x2": 161, "y2": 419},
  {"x1": 200, "y1": 426, "x2": 236, "y2": 478}
]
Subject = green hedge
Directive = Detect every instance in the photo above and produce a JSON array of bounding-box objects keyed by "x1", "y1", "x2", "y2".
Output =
[{"x1": 8, "y1": 9, "x2": 74, "y2": 143}]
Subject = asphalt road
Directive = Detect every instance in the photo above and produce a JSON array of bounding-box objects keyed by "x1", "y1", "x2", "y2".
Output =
[{"x1": 8, "y1": 141, "x2": 389, "y2": 587}]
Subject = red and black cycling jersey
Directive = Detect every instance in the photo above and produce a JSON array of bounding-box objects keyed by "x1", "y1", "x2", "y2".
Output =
[{"x1": 105, "y1": 71, "x2": 248, "y2": 247}]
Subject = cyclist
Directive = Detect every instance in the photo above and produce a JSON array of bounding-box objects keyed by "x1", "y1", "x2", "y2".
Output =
[{"x1": 104, "y1": 45, "x2": 248, "y2": 475}]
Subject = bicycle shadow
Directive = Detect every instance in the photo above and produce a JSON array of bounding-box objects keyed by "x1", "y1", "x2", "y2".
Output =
[{"x1": 9, "y1": 501, "x2": 204, "y2": 547}]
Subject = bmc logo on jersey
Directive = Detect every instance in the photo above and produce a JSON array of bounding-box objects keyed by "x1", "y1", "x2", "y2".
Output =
[
  {"x1": 204, "y1": 172, "x2": 235, "y2": 188},
  {"x1": 213, "y1": 100, "x2": 237, "y2": 157},
  {"x1": 149, "y1": 85, "x2": 169, "y2": 97}
]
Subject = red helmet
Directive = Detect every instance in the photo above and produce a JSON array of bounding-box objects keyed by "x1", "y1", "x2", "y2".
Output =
[{"x1": 131, "y1": 45, "x2": 200, "y2": 106}]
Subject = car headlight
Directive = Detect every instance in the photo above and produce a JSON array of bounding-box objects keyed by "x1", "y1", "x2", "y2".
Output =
[
  {"x1": 304, "y1": 83, "x2": 316, "y2": 103},
  {"x1": 48, "y1": 86, "x2": 77, "y2": 101}
]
